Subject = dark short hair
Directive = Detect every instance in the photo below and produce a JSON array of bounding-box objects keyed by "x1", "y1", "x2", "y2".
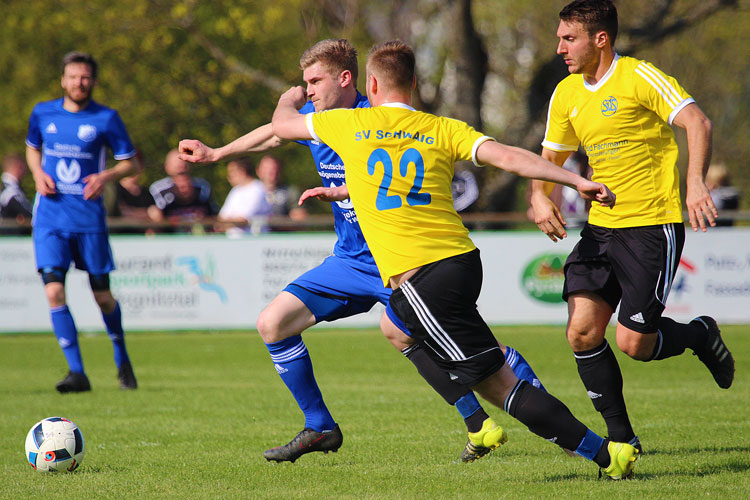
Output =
[
  {"x1": 61, "y1": 51, "x2": 98, "y2": 79},
  {"x1": 367, "y1": 40, "x2": 415, "y2": 92},
  {"x1": 228, "y1": 157, "x2": 255, "y2": 177},
  {"x1": 560, "y1": 0, "x2": 618, "y2": 46}
]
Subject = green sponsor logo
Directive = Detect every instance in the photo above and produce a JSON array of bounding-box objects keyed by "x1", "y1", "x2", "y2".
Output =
[{"x1": 521, "y1": 254, "x2": 567, "y2": 303}]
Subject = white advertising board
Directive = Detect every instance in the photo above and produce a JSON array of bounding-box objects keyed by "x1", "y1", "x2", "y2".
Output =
[{"x1": 1, "y1": 228, "x2": 748, "y2": 332}]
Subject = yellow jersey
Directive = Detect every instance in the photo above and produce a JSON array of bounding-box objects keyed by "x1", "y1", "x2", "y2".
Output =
[
  {"x1": 542, "y1": 54, "x2": 694, "y2": 228},
  {"x1": 308, "y1": 103, "x2": 491, "y2": 285}
]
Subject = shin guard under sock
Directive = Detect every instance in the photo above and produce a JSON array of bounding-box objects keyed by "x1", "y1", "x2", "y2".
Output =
[
  {"x1": 266, "y1": 335, "x2": 335, "y2": 432},
  {"x1": 51, "y1": 305, "x2": 84, "y2": 374},
  {"x1": 102, "y1": 301, "x2": 130, "y2": 368},
  {"x1": 574, "y1": 340, "x2": 634, "y2": 443}
]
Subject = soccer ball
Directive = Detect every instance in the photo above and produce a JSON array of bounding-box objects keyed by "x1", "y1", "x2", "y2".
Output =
[{"x1": 24, "y1": 417, "x2": 85, "y2": 472}]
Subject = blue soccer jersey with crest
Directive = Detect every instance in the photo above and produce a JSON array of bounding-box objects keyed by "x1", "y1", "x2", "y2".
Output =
[
  {"x1": 295, "y1": 92, "x2": 377, "y2": 273},
  {"x1": 26, "y1": 98, "x2": 136, "y2": 232}
]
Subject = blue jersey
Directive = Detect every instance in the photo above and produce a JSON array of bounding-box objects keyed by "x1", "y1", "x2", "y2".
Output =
[
  {"x1": 26, "y1": 98, "x2": 136, "y2": 232},
  {"x1": 295, "y1": 92, "x2": 377, "y2": 273}
]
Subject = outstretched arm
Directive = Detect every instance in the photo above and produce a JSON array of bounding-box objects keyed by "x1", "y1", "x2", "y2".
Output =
[
  {"x1": 179, "y1": 123, "x2": 284, "y2": 164},
  {"x1": 673, "y1": 102, "x2": 715, "y2": 232},
  {"x1": 477, "y1": 141, "x2": 612, "y2": 242},
  {"x1": 272, "y1": 86, "x2": 313, "y2": 141}
]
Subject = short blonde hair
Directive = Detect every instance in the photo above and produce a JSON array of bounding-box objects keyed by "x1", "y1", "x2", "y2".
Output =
[
  {"x1": 299, "y1": 39, "x2": 358, "y2": 84},
  {"x1": 366, "y1": 40, "x2": 415, "y2": 92}
]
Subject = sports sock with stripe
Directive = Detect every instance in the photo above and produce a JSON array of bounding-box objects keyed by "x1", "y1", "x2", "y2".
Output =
[
  {"x1": 574, "y1": 340, "x2": 635, "y2": 443},
  {"x1": 505, "y1": 346, "x2": 546, "y2": 392},
  {"x1": 504, "y1": 380, "x2": 609, "y2": 467},
  {"x1": 101, "y1": 301, "x2": 130, "y2": 369},
  {"x1": 265, "y1": 335, "x2": 336, "y2": 432},
  {"x1": 50, "y1": 305, "x2": 84, "y2": 374}
]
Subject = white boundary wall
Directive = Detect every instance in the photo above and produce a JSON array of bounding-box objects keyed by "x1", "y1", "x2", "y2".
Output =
[{"x1": 1, "y1": 228, "x2": 749, "y2": 332}]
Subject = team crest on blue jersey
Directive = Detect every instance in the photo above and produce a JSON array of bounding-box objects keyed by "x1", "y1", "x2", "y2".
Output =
[
  {"x1": 77, "y1": 124, "x2": 97, "y2": 142},
  {"x1": 56, "y1": 159, "x2": 81, "y2": 183},
  {"x1": 601, "y1": 96, "x2": 618, "y2": 116}
]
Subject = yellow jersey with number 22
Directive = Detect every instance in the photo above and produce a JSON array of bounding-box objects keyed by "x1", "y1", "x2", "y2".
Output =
[{"x1": 308, "y1": 103, "x2": 492, "y2": 286}]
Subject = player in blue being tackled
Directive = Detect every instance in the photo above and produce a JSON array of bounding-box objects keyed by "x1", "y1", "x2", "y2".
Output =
[
  {"x1": 179, "y1": 39, "x2": 545, "y2": 463},
  {"x1": 26, "y1": 51, "x2": 140, "y2": 393}
]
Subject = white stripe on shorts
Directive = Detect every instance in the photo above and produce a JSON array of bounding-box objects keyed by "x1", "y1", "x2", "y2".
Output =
[
  {"x1": 401, "y1": 281, "x2": 467, "y2": 361},
  {"x1": 656, "y1": 223, "x2": 678, "y2": 305}
]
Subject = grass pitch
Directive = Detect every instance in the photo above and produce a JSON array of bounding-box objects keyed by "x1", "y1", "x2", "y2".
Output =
[{"x1": 0, "y1": 326, "x2": 747, "y2": 500}]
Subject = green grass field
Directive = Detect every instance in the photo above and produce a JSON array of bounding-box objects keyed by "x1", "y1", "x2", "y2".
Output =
[{"x1": 0, "y1": 326, "x2": 747, "y2": 500}]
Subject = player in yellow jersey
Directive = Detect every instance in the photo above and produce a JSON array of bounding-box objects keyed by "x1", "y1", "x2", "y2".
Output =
[
  {"x1": 272, "y1": 39, "x2": 641, "y2": 479},
  {"x1": 529, "y1": 0, "x2": 735, "y2": 453}
]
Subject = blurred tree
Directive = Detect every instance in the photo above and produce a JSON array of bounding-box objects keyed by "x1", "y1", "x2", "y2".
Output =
[{"x1": 1, "y1": 0, "x2": 748, "y2": 214}]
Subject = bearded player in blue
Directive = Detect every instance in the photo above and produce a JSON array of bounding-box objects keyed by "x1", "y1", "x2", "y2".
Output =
[
  {"x1": 179, "y1": 39, "x2": 544, "y2": 463},
  {"x1": 26, "y1": 52, "x2": 140, "y2": 393}
]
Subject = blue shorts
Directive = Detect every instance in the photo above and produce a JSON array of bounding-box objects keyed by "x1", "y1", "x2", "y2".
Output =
[
  {"x1": 285, "y1": 255, "x2": 408, "y2": 332},
  {"x1": 33, "y1": 227, "x2": 115, "y2": 275}
]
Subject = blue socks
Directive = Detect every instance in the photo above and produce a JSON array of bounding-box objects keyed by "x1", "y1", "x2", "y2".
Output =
[
  {"x1": 50, "y1": 305, "x2": 84, "y2": 374},
  {"x1": 102, "y1": 301, "x2": 130, "y2": 369},
  {"x1": 505, "y1": 346, "x2": 546, "y2": 392},
  {"x1": 266, "y1": 335, "x2": 336, "y2": 432},
  {"x1": 575, "y1": 429, "x2": 606, "y2": 461},
  {"x1": 455, "y1": 392, "x2": 482, "y2": 419},
  {"x1": 52, "y1": 301, "x2": 130, "y2": 374}
]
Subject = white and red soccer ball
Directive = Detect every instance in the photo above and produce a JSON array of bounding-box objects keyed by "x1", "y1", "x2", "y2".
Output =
[{"x1": 24, "y1": 417, "x2": 85, "y2": 472}]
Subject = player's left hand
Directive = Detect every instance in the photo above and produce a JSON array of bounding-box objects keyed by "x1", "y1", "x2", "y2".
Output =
[
  {"x1": 685, "y1": 179, "x2": 718, "y2": 232},
  {"x1": 82, "y1": 172, "x2": 107, "y2": 200},
  {"x1": 298, "y1": 185, "x2": 349, "y2": 204}
]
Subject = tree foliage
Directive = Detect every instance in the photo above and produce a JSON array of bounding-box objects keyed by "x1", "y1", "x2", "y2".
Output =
[{"x1": 1, "y1": 0, "x2": 748, "y2": 211}]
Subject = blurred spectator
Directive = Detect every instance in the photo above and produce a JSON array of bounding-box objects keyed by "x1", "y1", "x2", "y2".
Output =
[
  {"x1": 705, "y1": 163, "x2": 741, "y2": 227},
  {"x1": 117, "y1": 170, "x2": 155, "y2": 220},
  {"x1": 217, "y1": 157, "x2": 271, "y2": 236},
  {"x1": 109, "y1": 150, "x2": 154, "y2": 226},
  {"x1": 149, "y1": 149, "x2": 218, "y2": 230},
  {"x1": 1, "y1": 154, "x2": 33, "y2": 232},
  {"x1": 256, "y1": 155, "x2": 307, "y2": 221}
]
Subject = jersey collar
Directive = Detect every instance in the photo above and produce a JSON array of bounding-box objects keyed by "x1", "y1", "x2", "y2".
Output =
[
  {"x1": 583, "y1": 53, "x2": 620, "y2": 92},
  {"x1": 381, "y1": 102, "x2": 416, "y2": 111}
]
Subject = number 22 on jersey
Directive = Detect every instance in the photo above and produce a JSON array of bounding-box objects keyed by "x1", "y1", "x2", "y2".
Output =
[{"x1": 367, "y1": 148, "x2": 431, "y2": 211}]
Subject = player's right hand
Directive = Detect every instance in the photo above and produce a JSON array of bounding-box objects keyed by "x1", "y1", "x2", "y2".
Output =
[
  {"x1": 530, "y1": 192, "x2": 567, "y2": 242},
  {"x1": 34, "y1": 172, "x2": 56, "y2": 196},
  {"x1": 178, "y1": 139, "x2": 214, "y2": 163},
  {"x1": 279, "y1": 86, "x2": 308, "y2": 110}
]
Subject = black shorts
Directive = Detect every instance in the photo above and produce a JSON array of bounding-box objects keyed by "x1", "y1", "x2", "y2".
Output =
[
  {"x1": 563, "y1": 222, "x2": 685, "y2": 333},
  {"x1": 389, "y1": 248, "x2": 505, "y2": 387}
]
